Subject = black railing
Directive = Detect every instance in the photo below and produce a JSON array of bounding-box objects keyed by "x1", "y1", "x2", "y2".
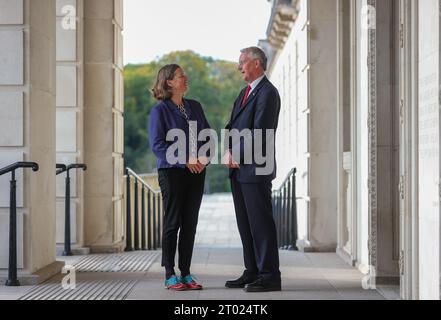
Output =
[
  {"x1": 56, "y1": 164, "x2": 87, "y2": 256},
  {"x1": 125, "y1": 168, "x2": 162, "y2": 251},
  {"x1": 272, "y1": 168, "x2": 298, "y2": 251},
  {"x1": 0, "y1": 162, "x2": 39, "y2": 286}
]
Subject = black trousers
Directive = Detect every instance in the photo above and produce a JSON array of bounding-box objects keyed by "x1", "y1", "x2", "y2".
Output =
[
  {"x1": 158, "y1": 168, "x2": 205, "y2": 274},
  {"x1": 231, "y1": 172, "x2": 281, "y2": 281}
]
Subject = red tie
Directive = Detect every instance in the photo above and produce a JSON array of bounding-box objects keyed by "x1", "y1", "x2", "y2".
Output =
[{"x1": 241, "y1": 85, "x2": 251, "y2": 106}]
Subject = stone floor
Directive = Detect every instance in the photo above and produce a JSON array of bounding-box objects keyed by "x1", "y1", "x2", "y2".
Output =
[
  {"x1": 0, "y1": 193, "x2": 400, "y2": 300},
  {"x1": 0, "y1": 247, "x2": 398, "y2": 300},
  {"x1": 195, "y1": 193, "x2": 241, "y2": 248},
  {"x1": 126, "y1": 247, "x2": 395, "y2": 300},
  {"x1": 0, "y1": 284, "x2": 34, "y2": 301}
]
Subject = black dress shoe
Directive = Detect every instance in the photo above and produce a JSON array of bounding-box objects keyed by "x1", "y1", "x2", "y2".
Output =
[
  {"x1": 244, "y1": 277, "x2": 281, "y2": 293},
  {"x1": 225, "y1": 272, "x2": 258, "y2": 289}
]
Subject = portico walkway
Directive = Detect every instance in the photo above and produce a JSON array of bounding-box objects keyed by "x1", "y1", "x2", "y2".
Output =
[
  {"x1": 126, "y1": 247, "x2": 395, "y2": 300},
  {"x1": 0, "y1": 194, "x2": 399, "y2": 300}
]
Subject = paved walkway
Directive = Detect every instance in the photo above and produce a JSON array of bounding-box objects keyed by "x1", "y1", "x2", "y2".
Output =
[
  {"x1": 195, "y1": 193, "x2": 241, "y2": 248},
  {"x1": 0, "y1": 194, "x2": 400, "y2": 300},
  {"x1": 126, "y1": 248, "x2": 395, "y2": 300},
  {"x1": 0, "y1": 248, "x2": 399, "y2": 300}
]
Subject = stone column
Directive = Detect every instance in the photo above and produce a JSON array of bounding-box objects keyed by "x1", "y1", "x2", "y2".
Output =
[
  {"x1": 83, "y1": 0, "x2": 124, "y2": 253},
  {"x1": 336, "y1": 0, "x2": 357, "y2": 265},
  {"x1": 417, "y1": 0, "x2": 440, "y2": 300},
  {"x1": 349, "y1": 0, "x2": 401, "y2": 286},
  {"x1": 297, "y1": 0, "x2": 339, "y2": 252},
  {"x1": 0, "y1": 0, "x2": 63, "y2": 284}
]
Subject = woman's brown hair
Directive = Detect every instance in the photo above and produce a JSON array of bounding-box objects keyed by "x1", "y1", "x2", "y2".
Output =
[{"x1": 151, "y1": 64, "x2": 181, "y2": 101}]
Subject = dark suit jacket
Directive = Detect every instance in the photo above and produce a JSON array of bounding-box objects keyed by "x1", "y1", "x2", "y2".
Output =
[{"x1": 225, "y1": 76, "x2": 281, "y2": 183}]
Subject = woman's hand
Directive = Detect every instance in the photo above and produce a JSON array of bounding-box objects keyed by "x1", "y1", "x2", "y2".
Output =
[
  {"x1": 198, "y1": 156, "x2": 209, "y2": 166},
  {"x1": 187, "y1": 157, "x2": 206, "y2": 174}
]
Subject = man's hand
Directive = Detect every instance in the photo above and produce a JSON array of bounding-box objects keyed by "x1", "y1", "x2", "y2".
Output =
[{"x1": 222, "y1": 150, "x2": 240, "y2": 169}]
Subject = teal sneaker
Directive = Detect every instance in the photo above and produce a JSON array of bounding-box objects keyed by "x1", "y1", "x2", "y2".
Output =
[{"x1": 165, "y1": 275, "x2": 187, "y2": 291}]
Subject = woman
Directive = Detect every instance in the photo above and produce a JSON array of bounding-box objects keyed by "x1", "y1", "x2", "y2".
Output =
[{"x1": 149, "y1": 64, "x2": 211, "y2": 291}]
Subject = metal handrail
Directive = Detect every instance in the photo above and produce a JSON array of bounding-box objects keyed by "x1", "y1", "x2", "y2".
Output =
[
  {"x1": 124, "y1": 168, "x2": 162, "y2": 252},
  {"x1": 56, "y1": 163, "x2": 87, "y2": 256},
  {"x1": 56, "y1": 164, "x2": 67, "y2": 175},
  {"x1": 0, "y1": 162, "x2": 39, "y2": 176},
  {"x1": 126, "y1": 168, "x2": 160, "y2": 194},
  {"x1": 0, "y1": 162, "x2": 39, "y2": 287},
  {"x1": 57, "y1": 164, "x2": 87, "y2": 175},
  {"x1": 277, "y1": 168, "x2": 296, "y2": 190},
  {"x1": 272, "y1": 168, "x2": 298, "y2": 251}
]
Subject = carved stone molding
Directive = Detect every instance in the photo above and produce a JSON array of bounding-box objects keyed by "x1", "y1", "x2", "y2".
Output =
[
  {"x1": 367, "y1": 0, "x2": 378, "y2": 270},
  {"x1": 266, "y1": 0, "x2": 299, "y2": 49},
  {"x1": 399, "y1": 250, "x2": 405, "y2": 276}
]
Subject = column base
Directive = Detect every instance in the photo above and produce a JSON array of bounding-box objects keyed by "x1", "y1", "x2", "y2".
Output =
[
  {"x1": 88, "y1": 241, "x2": 126, "y2": 254},
  {"x1": 336, "y1": 246, "x2": 356, "y2": 266},
  {"x1": 355, "y1": 262, "x2": 400, "y2": 286},
  {"x1": 297, "y1": 239, "x2": 337, "y2": 252},
  {"x1": 375, "y1": 276, "x2": 400, "y2": 286},
  {"x1": 56, "y1": 245, "x2": 91, "y2": 256},
  {"x1": 0, "y1": 261, "x2": 65, "y2": 286}
]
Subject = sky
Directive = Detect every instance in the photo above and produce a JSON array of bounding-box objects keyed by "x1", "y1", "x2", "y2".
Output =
[{"x1": 123, "y1": 0, "x2": 272, "y2": 65}]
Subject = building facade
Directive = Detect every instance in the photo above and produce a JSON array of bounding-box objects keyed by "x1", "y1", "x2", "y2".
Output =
[
  {"x1": 264, "y1": 0, "x2": 440, "y2": 300},
  {"x1": 0, "y1": 0, "x2": 124, "y2": 284}
]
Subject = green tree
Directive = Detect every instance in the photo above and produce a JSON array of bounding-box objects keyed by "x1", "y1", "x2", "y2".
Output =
[{"x1": 124, "y1": 51, "x2": 244, "y2": 193}]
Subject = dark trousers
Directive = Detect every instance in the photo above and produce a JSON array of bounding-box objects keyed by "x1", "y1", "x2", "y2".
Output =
[
  {"x1": 158, "y1": 168, "x2": 205, "y2": 274},
  {"x1": 231, "y1": 172, "x2": 281, "y2": 281}
]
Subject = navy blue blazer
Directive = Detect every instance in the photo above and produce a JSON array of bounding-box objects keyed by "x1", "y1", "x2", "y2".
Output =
[
  {"x1": 225, "y1": 76, "x2": 281, "y2": 183},
  {"x1": 149, "y1": 98, "x2": 211, "y2": 170}
]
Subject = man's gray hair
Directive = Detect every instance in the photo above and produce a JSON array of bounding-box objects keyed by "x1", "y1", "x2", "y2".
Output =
[{"x1": 241, "y1": 46, "x2": 268, "y2": 71}]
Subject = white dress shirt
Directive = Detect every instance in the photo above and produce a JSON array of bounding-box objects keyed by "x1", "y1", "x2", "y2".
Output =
[{"x1": 248, "y1": 74, "x2": 266, "y2": 96}]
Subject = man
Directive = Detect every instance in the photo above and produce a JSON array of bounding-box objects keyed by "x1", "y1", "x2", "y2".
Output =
[{"x1": 224, "y1": 47, "x2": 281, "y2": 292}]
